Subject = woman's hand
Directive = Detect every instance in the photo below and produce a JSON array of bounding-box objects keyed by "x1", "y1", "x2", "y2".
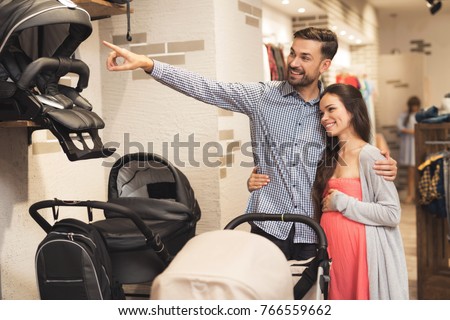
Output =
[
  {"x1": 247, "y1": 167, "x2": 270, "y2": 192},
  {"x1": 322, "y1": 189, "x2": 338, "y2": 212}
]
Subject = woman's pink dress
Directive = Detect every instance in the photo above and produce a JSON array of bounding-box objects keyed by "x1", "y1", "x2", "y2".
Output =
[{"x1": 320, "y1": 178, "x2": 369, "y2": 300}]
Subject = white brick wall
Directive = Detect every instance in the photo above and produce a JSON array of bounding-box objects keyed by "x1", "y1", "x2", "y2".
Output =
[{"x1": 99, "y1": 0, "x2": 264, "y2": 233}]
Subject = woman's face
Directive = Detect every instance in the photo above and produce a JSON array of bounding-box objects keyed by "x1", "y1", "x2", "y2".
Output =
[{"x1": 319, "y1": 92, "x2": 353, "y2": 137}]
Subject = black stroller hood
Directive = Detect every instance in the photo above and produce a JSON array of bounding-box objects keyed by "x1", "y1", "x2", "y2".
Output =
[
  {"x1": 108, "y1": 153, "x2": 197, "y2": 205},
  {"x1": 0, "y1": 0, "x2": 92, "y2": 58},
  {"x1": 107, "y1": 153, "x2": 201, "y2": 221}
]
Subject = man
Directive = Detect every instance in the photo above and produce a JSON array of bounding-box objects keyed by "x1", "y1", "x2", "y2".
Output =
[{"x1": 104, "y1": 27, "x2": 397, "y2": 260}]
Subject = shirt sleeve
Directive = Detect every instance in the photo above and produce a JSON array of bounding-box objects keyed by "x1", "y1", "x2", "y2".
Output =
[
  {"x1": 149, "y1": 60, "x2": 265, "y2": 115},
  {"x1": 330, "y1": 149, "x2": 401, "y2": 227}
]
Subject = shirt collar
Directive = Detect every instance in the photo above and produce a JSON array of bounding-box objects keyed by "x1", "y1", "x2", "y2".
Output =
[
  {"x1": 281, "y1": 81, "x2": 297, "y2": 97},
  {"x1": 281, "y1": 80, "x2": 323, "y2": 105}
]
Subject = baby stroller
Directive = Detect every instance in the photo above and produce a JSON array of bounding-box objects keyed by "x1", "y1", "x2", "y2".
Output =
[
  {"x1": 0, "y1": 0, "x2": 114, "y2": 161},
  {"x1": 29, "y1": 199, "x2": 173, "y2": 299},
  {"x1": 151, "y1": 213, "x2": 330, "y2": 300},
  {"x1": 93, "y1": 152, "x2": 201, "y2": 295},
  {"x1": 29, "y1": 153, "x2": 201, "y2": 299}
]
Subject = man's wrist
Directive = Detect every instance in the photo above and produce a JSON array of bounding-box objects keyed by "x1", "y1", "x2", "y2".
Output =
[{"x1": 143, "y1": 58, "x2": 154, "y2": 73}]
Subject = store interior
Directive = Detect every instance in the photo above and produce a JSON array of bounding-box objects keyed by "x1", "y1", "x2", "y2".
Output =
[{"x1": 0, "y1": 0, "x2": 449, "y2": 300}]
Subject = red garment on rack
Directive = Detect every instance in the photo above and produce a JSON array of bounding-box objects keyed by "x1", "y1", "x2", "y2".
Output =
[
  {"x1": 336, "y1": 74, "x2": 361, "y2": 89},
  {"x1": 265, "y1": 44, "x2": 278, "y2": 81}
]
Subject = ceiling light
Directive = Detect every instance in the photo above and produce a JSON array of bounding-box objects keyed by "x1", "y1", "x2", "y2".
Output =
[
  {"x1": 281, "y1": 0, "x2": 289, "y2": 4},
  {"x1": 348, "y1": 35, "x2": 355, "y2": 40},
  {"x1": 426, "y1": 0, "x2": 442, "y2": 15},
  {"x1": 339, "y1": 30, "x2": 346, "y2": 36},
  {"x1": 297, "y1": 7, "x2": 306, "y2": 13}
]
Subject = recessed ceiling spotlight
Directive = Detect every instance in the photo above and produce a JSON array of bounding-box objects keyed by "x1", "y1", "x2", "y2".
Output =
[
  {"x1": 297, "y1": 7, "x2": 306, "y2": 13},
  {"x1": 348, "y1": 35, "x2": 355, "y2": 40},
  {"x1": 281, "y1": 0, "x2": 289, "y2": 5},
  {"x1": 339, "y1": 30, "x2": 347, "y2": 36},
  {"x1": 356, "y1": 39, "x2": 362, "y2": 44},
  {"x1": 331, "y1": 25, "x2": 338, "y2": 30}
]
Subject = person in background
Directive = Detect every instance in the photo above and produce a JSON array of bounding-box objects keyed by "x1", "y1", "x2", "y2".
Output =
[
  {"x1": 312, "y1": 83, "x2": 408, "y2": 300},
  {"x1": 104, "y1": 27, "x2": 397, "y2": 262},
  {"x1": 397, "y1": 96, "x2": 421, "y2": 204}
]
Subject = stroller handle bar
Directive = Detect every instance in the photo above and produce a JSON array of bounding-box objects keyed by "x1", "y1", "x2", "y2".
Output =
[
  {"x1": 29, "y1": 199, "x2": 173, "y2": 265},
  {"x1": 17, "y1": 57, "x2": 89, "y2": 92},
  {"x1": 224, "y1": 213, "x2": 327, "y2": 249}
]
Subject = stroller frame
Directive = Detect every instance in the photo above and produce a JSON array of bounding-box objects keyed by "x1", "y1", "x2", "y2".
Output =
[
  {"x1": 29, "y1": 199, "x2": 173, "y2": 264},
  {"x1": 225, "y1": 213, "x2": 331, "y2": 300},
  {"x1": 29, "y1": 198, "x2": 174, "y2": 299}
]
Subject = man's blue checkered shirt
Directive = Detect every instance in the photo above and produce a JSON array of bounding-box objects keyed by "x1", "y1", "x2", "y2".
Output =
[{"x1": 151, "y1": 61, "x2": 326, "y2": 243}]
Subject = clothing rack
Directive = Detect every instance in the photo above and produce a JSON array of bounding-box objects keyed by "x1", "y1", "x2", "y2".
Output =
[
  {"x1": 424, "y1": 141, "x2": 450, "y2": 145},
  {"x1": 415, "y1": 123, "x2": 450, "y2": 299}
]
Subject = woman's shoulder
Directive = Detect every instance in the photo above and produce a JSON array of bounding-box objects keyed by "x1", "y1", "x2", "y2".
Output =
[{"x1": 360, "y1": 144, "x2": 386, "y2": 162}]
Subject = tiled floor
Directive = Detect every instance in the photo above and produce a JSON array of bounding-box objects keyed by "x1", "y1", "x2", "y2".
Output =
[{"x1": 399, "y1": 202, "x2": 417, "y2": 300}]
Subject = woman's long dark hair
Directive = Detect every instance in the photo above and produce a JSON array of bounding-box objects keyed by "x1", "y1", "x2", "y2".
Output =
[{"x1": 312, "y1": 83, "x2": 372, "y2": 222}]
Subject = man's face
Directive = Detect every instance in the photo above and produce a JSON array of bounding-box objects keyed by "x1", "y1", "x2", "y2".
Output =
[{"x1": 286, "y1": 38, "x2": 330, "y2": 89}]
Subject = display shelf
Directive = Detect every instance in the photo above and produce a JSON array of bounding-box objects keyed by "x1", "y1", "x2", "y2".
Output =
[
  {"x1": 0, "y1": 120, "x2": 40, "y2": 128},
  {"x1": 73, "y1": 0, "x2": 133, "y2": 19}
]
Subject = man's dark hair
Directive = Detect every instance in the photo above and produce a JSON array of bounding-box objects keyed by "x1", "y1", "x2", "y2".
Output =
[{"x1": 293, "y1": 27, "x2": 339, "y2": 60}]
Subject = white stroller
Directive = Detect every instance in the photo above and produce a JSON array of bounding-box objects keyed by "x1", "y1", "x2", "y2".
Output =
[{"x1": 151, "y1": 213, "x2": 330, "y2": 300}]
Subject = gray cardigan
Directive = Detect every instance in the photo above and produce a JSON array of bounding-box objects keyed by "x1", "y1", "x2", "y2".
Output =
[{"x1": 330, "y1": 144, "x2": 409, "y2": 300}]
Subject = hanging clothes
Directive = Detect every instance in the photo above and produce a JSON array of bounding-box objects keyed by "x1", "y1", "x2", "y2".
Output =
[
  {"x1": 444, "y1": 155, "x2": 450, "y2": 241},
  {"x1": 265, "y1": 43, "x2": 278, "y2": 81},
  {"x1": 417, "y1": 152, "x2": 450, "y2": 219},
  {"x1": 272, "y1": 45, "x2": 286, "y2": 81},
  {"x1": 264, "y1": 44, "x2": 287, "y2": 81},
  {"x1": 262, "y1": 43, "x2": 271, "y2": 81},
  {"x1": 336, "y1": 72, "x2": 361, "y2": 89},
  {"x1": 360, "y1": 76, "x2": 376, "y2": 144}
]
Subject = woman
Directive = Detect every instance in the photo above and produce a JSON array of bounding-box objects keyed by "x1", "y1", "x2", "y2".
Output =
[
  {"x1": 312, "y1": 83, "x2": 408, "y2": 299},
  {"x1": 397, "y1": 96, "x2": 421, "y2": 204}
]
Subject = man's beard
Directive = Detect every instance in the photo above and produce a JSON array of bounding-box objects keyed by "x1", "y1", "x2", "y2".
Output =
[{"x1": 287, "y1": 67, "x2": 315, "y2": 89}]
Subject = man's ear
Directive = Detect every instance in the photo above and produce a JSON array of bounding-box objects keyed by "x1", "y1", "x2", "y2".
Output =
[{"x1": 320, "y1": 59, "x2": 332, "y2": 73}]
